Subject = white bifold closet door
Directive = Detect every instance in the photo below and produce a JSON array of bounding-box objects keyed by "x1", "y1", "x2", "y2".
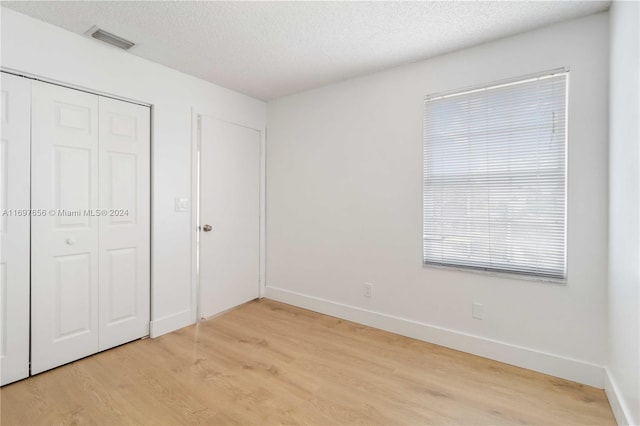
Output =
[
  {"x1": 97, "y1": 97, "x2": 150, "y2": 350},
  {"x1": 31, "y1": 81, "x2": 150, "y2": 375},
  {"x1": 0, "y1": 73, "x2": 31, "y2": 386}
]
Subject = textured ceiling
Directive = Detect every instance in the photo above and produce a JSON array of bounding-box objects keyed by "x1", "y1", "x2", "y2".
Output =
[{"x1": 2, "y1": 1, "x2": 610, "y2": 100}]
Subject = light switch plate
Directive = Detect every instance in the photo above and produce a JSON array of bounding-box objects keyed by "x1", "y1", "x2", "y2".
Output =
[{"x1": 175, "y1": 197, "x2": 190, "y2": 212}]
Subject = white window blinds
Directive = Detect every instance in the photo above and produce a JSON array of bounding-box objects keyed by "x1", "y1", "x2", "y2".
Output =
[{"x1": 423, "y1": 71, "x2": 567, "y2": 280}]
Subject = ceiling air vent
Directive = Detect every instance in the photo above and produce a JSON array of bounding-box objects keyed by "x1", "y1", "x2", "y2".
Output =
[{"x1": 86, "y1": 26, "x2": 135, "y2": 50}]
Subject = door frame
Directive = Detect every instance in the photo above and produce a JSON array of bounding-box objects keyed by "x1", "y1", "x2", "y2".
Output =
[{"x1": 190, "y1": 110, "x2": 266, "y2": 321}]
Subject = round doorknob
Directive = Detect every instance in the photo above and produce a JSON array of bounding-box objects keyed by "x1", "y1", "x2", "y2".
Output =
[
  {"x1": 66, "y1": 237, "x2": 76, "y2": 245},
  {"x1": 202, "y1": 224, "x2": 213, "y2": 232}
]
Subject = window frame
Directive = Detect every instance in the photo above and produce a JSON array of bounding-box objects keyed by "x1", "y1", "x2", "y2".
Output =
[{"x1": 422, "y1": 69, "x2": 569, "y2": 283}]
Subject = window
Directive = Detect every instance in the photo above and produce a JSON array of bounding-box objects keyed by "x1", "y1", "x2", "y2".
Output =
[{"x1": 422, "y1": 70, "x2": 568, "y2": 281}]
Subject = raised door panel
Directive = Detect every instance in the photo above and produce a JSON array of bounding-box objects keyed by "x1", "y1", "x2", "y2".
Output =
[
  {"x1": 56, "y1": 103, "x2": 91, "y2": 132},
  {"x1": 106, "y1": 248, "x2": 137, "y2": 324},
  {"x1": 0, "y1": 73, "x2": 31, "y2": 386},
  {"x1": 31, "y1": 81, "x2": 99, "y2": 375},
  {"x1": 54, "y1": 147, "x2": 92, "y2": 228},
  {"x1": 98, "y1": 97, "x2": 150, "y2": 351},
  {"x1": 108, "y1": 153, "x2": 137, "y2": 225},
  {"x1": 54, "y1": 254, "x2": 92, "y2": 340}
]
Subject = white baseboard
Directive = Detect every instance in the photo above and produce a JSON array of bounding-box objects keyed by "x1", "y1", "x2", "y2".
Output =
[
  {"x1": 605, "y1": 368, "x2": 634, "y2": 426},
  {"x1": 150, "y1": 309, "x2": 193, "y2": 338},
  {"x1": 266, "y1": 286, "x2": 604, "y2": 388}
]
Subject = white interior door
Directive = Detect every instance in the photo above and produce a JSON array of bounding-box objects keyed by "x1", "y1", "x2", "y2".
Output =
[
  {"x1": 98, "y1": 97, "x2": 150, "y2": 351},
  {"x1": 199, "y1": 116, "x2": 260, "y2": 318},
  {"x1": 0, "y1": 72, "x2": 31, "y2": 385},
  {"x1": 31, "y1": 81, "x2": 100, "y2": 374},
  {"x1": 31, "y1": 81, "x2": 150, "y2": 374}
]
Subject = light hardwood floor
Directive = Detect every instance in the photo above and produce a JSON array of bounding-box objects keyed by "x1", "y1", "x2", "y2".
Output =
[{"x1": 1, "y1": 299, "x2": 615, "y2": 425}]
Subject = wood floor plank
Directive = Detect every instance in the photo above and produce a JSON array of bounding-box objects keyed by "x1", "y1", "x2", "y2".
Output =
[{"x1": 0, "y1": 299, "x2": 615, "y2": 425}]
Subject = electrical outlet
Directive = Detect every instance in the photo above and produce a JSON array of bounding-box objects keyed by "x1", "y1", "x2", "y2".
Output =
[
  {"x1": 472, "y1": 302, "x2": 485, "y2": 320},
  {"x1": 363, "y1": 283, "x2": 373, "y2": 298}
]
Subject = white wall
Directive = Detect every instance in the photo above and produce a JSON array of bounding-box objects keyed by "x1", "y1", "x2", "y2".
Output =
[
  {"x1": 0, "y1": 7, "x2": 266, "y2": 336},
  {"x1": 266, "y1": 12, "x2": 609, "y2": 387},
  {"x1": 607, "y1": 1, "x2": 640, "y2": 424}
]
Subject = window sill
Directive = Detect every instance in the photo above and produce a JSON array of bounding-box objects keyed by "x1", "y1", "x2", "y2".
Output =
[{"x1": 422, "y1": 262, "x2": 567, "y2": 285}]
